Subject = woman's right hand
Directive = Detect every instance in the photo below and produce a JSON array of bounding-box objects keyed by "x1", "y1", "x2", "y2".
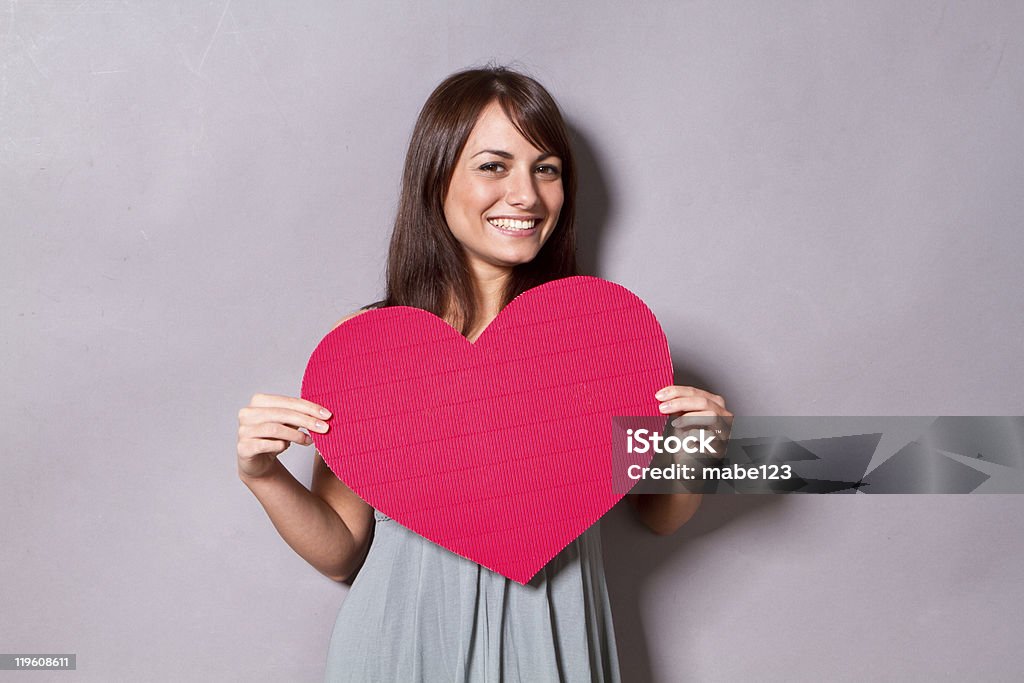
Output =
[{"x1": 236, "y1": 393, "x2": 332, "y2": 480}]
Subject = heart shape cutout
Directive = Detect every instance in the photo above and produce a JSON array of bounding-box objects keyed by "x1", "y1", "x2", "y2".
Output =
[{"x1": 301, "y1": 276, "x2": 672, "y2": 584}]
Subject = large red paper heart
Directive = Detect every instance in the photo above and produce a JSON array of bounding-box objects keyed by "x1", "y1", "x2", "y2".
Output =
[{"x1": 301, "y1": 276, "x2": 672, "y2": 584}]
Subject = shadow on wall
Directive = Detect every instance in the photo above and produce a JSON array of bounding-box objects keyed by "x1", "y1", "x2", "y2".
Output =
[
  {"x1": 568, "y1": 121, "x2": 611, "y2": 278},
  {"x1": 570, "y1": 120, "x2": 789, "y2": 682},
  {"x1": 601, "y1": 493, "x2": 785, "y2": 683}
]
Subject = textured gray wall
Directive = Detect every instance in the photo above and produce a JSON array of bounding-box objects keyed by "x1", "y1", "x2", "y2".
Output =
[{"x1": 3, "y1": 1, "x2": 1023, "y2": 681}]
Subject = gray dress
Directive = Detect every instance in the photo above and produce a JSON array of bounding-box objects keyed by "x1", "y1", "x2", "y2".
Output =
[{"x1": 324, "y1": 508, "x2": 621, "y2": 682}]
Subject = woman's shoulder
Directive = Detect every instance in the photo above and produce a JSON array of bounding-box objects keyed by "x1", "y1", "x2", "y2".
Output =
[{"x1": 331, "y1": 302, "x2": 385, "y2": 330}]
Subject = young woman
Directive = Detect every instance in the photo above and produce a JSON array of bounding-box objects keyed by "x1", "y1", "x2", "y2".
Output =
[{"x1": 236, "y1": 66, "x2": 731, "y2": 682}]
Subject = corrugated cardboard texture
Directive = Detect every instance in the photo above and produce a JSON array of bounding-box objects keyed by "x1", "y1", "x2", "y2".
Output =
[{"x1": 302, "y1": 276, "x2": 672, "y2": 584}]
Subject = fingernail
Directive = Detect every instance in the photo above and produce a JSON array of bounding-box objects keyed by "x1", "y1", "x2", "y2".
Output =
[
  {"x1": 319, "y1": 408, "x2": 332, "y2": 418},
  {"x1": 655, "y1": 388, "x2": 669, "y2": 400},
  {"x1": 315, "y1": 420, "x2": 328, "y2": 432},
  {"x1": 659, "y1": 402, "x2": 672, "y2": 413}
]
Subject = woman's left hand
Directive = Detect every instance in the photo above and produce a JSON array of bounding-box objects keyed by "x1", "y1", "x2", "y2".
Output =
[
  {"x1": 654, "y1": 385, "x2": 733, "y2": 443},
  {"x1": 630, "y1": 385, "x2": 733, "y2": 534}
]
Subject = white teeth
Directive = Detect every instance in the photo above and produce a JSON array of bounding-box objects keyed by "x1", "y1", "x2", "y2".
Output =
[{"x1": 488, "y1": 218, "x2": 537, "y2": 230}]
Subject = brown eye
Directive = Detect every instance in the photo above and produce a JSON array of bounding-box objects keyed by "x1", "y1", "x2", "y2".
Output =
[{"x1": 479, "y1": 163, "x2": 505, "y2": 173}]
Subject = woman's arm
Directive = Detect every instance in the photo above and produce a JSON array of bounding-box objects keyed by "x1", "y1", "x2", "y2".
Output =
[
  {"x1": 237, "y1": 312, "x2": 374, "y2": 582},
  {"x1": 239, "y1": 450, "x2": 374, "y2": 582},
  {"x1": 629, "y1": 384, "x2": 731, "y2": 535},
  {"x1": 629, "y1": 491, "x2": 704, "y2": 536}
]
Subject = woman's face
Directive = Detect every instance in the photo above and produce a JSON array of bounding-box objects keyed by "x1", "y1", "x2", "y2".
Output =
[{"x1": 443, "y1": 100, "x2": 564, "y2": 279}]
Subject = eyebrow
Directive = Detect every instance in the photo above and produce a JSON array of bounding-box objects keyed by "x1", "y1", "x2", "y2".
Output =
[{"x1": 470, "y1": 149, "x2": 558, "y2": 162}]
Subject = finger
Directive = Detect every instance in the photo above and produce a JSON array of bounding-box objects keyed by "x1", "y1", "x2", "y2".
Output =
[
  {"x1": 237, "y1": 437, "x2": 290, "y2": 460},
  {"x1": 655, "y1": 386, "x2": 726, "y2": 411},
  {"x1": 670, "y1": 413, "x2": 719, "y2": 429},
  {"x1": 238, "y1": 407, "x2": 330, "y2": 434},
  {"x1": 249, "y1": 393, "x2": 333, "y2": 419},
  {"x1": 671, "y1": 410, "x2": 731, "y2": 425},
  {"x1": 671, "y1": 413, "x2": 732, "y2": 451},
  {"x1": 241, "y1": 422, "x2": 315, "y2": 445},
  {"x1": 658, "y1": 396, "x2": 722, "y2": 414}
]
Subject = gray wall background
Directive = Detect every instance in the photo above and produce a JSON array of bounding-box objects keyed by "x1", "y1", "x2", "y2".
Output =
[{"x1": 3, "y1": 1, "x2": 1023, "y2": 681}]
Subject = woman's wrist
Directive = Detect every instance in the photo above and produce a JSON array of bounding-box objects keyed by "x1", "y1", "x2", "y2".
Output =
[{"x1": 238, "y1": 457, "x2": 287, "y2": 487}]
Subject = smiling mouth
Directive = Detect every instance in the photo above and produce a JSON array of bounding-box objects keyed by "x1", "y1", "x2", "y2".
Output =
[{"x1": 487, "y1": 217, "x2": 539, "y2": 231}]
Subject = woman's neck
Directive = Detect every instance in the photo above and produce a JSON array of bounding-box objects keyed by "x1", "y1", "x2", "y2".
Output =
[
  {"x1": 465, "y1": 265, "x2": 512, "y2": 341},
  {"x1": 470, "y1": 263, "x2": 512, "y2": 316}
]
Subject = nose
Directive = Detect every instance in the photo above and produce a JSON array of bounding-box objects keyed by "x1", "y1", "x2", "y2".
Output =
[{"x1": 504, "y1": 170, "x2": 539, "y2": 209}]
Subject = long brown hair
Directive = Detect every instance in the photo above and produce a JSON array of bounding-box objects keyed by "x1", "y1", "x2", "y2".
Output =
[{"x1": 379, "y1": 66, "x2": 579, "y2": 335}]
